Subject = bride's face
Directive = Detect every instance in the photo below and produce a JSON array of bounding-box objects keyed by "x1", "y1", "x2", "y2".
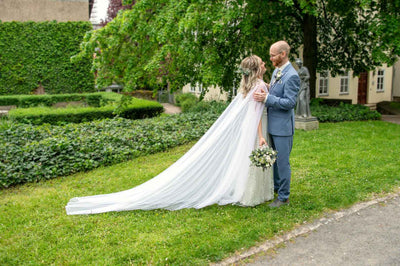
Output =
[{"x1": 259, "y1": 59, "x2": 266, "y2": 76}]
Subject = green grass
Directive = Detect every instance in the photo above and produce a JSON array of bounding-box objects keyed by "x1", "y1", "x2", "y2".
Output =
[{"x1": 1, "y1": 121, "x2": 400, "y2": 265}]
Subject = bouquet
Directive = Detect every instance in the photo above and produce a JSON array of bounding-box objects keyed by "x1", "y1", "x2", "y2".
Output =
[{"x1": 249, "y1": 144, "x2": 277, "y2": 171}]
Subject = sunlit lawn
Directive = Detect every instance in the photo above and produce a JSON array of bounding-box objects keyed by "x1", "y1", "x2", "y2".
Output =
[{"x1": 1, "y1": 121, "x2": 399, "y2": 265}]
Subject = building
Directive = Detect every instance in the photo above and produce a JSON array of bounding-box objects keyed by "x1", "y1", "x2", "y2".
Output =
[
  {"x1": 0, "y1": 0, "x2": 89, "y2": 22},
  {"x1": 183, "y1": 62, "x2": 397, "y2": 108},
  {"x1": 316, "y1": 66, "x2": 394, "y2": 108},
  {"x1": 392, "y1": 61, "x2": 400, "y2": 102}
]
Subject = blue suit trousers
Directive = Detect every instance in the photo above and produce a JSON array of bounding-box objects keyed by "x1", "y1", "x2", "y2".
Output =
[{"x1": 270, "y1": 134, "x2": 293, "y2": 201}]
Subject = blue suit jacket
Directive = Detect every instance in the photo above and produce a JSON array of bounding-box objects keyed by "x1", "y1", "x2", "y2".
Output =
[{"x1": 266, "y1": 63, "x2": 300, "y2": 136}]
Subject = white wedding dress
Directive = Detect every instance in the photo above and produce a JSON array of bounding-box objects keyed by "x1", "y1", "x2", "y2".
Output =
[{"x1": 66, "y1": 80, "x2": 273, "y2": 215}]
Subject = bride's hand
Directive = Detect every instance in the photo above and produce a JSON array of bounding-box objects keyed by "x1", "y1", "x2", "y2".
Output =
[{"x1": 259, "y1": 137, "x2": 267, "y2": 146}]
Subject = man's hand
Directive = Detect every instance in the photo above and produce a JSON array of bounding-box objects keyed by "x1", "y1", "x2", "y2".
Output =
[{"x1": 253, "y1": 88, "x2": 268, "y2": 102}]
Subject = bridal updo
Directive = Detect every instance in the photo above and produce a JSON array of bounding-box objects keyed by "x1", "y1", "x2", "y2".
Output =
[{"x1": 239, "y1": 55, "x2": 264, "y2": 97}]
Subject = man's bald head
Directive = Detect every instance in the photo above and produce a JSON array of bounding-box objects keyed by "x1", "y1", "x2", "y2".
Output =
[{"x1": 271, "y1": 41, "x2": 290, "y2": 58}]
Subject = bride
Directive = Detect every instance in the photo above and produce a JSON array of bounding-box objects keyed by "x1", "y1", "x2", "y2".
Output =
[{"x1": 66, "y1": 55, "x2": 273, "y2": 215}]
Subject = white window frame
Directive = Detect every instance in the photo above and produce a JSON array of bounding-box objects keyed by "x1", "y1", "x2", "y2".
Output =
[
  {"x1": 197, "y1": 83, "x2": 203, "y2": 93},
  {"x1": 318, "y1": 71, "x2": 329, "y2": 96},
  {"x1": 190, "y1": 83, "x2": 196, "y2": 93},
  {"x1": 190, "y1": 82, "x2": 203, "y2": 93},
  {"x1": 376, "y1": 69, "x2": 385, "y2": 92},
  {"x1": 340, "y1": 72, "x2": 349, "y2": 94}
]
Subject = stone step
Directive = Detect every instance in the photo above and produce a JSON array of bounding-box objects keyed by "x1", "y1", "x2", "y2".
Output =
[{"x1": 364, "y1": 103, "x2": 377, "y2": 110}]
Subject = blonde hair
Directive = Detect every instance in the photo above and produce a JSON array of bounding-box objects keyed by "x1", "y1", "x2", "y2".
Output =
[{"x1": 239, "y1": 55, "x2": 263, "y2": 97}]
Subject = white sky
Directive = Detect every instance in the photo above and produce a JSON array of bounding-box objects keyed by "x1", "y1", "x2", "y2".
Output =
[
  {"x1": 90, "y1": 0, "x2": 110, "y2": 24},
  {"x1": 97, "y1": 0, "x2": 110, "y2": 20}
]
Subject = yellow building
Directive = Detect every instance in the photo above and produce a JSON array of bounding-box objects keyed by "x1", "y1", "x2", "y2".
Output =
[
  {"x1": 183, "y1": 63, "x2": 397, "y2": 108},
  {"x1": 317, "y1": 66, "x2": 393, "y2": 108},
  {"x1": 392, "y1": 61, "x2": 400, "y2": 102}
]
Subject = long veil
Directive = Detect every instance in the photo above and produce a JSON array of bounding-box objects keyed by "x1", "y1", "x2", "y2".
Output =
[{"x1": 66, "y1": 84, "x2": 265, "y2": 215}]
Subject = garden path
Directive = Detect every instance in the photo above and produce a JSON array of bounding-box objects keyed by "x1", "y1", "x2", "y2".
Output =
[
  {"x1": 381, "y1": 114, "x2": 400, "y2": 125},
  {"x1": 216, "y1": 192, "x2": 400, "y2": 265},
  {"x1": 161, "y1": 103, "x2": 182, "y2": 114}
]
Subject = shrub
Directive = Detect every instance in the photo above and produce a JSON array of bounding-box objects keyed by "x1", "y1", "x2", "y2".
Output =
[
  {"x1": 0, "y1": 112, "x2": 220, "y2": 188},
  {"x1": 310, "y1": 101, "x2": 381, "y2": 122},
  {"x1": 8, "y1": 98, "x2": 163, "y2": 125},
  {"x1": 175, "y1": 93, "x2": 198, "y2": 112},
  {"x1": 0, "y1": 92, "x2": 117, "y2": 108},
  {"x1": 186, "y1": 100, "x2": 229, "y2": 114}
]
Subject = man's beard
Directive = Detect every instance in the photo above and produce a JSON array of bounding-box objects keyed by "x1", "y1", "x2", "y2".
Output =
[{"x1": 273, "y1": 56, "x2": 283, "y2": 68}]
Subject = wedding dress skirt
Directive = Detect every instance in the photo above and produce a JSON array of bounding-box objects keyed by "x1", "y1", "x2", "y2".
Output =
[
  {"x1": 66, "y1": 83, "x2": 272, "y2": 215},
  {"x1": 239, "y1": 109, "x2": 274, "y2": 206}
]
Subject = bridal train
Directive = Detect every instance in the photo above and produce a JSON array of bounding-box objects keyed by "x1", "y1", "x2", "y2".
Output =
[{"x1": 66, "y1": 83, "x2": 273, "y2": 215}]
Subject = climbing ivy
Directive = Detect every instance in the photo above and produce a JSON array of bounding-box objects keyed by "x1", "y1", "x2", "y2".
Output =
[{"x1": 0, "y1": 21, "x2": 95, "y2": 95}]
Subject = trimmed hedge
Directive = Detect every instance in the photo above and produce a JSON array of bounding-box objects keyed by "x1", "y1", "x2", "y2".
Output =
[
  {"x1": 310, "y1": 101, "x2": 381, "y2": 122},
  {"x1": 8, "y1": 98, "x2": 164, "y2": 125},
  {"x1": 0, "y1": 92, "x2": 119, "y2": 108},
  {"x1": 0, "y1": 21, "x2": 94, "y2": 95}
]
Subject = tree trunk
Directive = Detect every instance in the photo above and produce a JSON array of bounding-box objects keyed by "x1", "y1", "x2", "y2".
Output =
[{"x1": 302, "y1": 14, "x2": 317, "y2": 99}]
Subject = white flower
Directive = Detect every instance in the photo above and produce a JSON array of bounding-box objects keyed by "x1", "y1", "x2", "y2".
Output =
[
  {"x1": 276, "y1": 70, "x2": 282, "y2": 81},
  {"x1": 249, "y1": 144, "x2": 277, "y2": 170}
]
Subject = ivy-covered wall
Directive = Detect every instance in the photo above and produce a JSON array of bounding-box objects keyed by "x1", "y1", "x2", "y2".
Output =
[{"x1": 0, "y1": 21, "x2": 95, "y2": 95}]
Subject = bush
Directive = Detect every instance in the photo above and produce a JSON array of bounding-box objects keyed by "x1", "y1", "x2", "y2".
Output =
[
  {"x1": 0, "y1": 112, "x2": 220, "y2": 188},
  {"x1": 186, "y1": 100, "x2": 229, "y2": 114},
  {"x1": 175, "y1": 93, "x2": 198, "y2": 112},
  {"x1": 8, "y1": 98, "x2": 163, "y2": 125},
  {"x1": 0, "y1": 21, "x2": 94, "y2": 95},
  {"x1": 310, "y1": 101, "x2": 381, "y2": 122},
  {"x1": 0, "y1": 92, "x2": 117, "y2": 108}
]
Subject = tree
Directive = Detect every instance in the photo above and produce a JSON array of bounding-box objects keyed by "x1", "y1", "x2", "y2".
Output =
[{"x1": 74, "y1": 0, "x2": 400, "y2": 99}]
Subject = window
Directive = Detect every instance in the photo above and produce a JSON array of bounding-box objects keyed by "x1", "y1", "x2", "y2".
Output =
[
  {"x1": 190, "y1": 83, "x2": 196, "y2": 93},
  {"x1": 340, "y1": 72, "x2": 349, "y2": 94},
  {"x1": 377, "y1": 69, "x2": 384, "y2": 92},
  {"x1": 190, "y1": 82, "x2": 203, "y2": 93},
  {"x1": 197, "y1": 83, "x2": 203, "y2": 93},
  {"x1": 318, "y1": 71, "x2": 329, "y2": 95}
]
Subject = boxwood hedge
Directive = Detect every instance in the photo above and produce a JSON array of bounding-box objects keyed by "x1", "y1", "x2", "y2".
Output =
[
  {"x1": 3, "y1": 94, "x2": 162, "y2": 125},
  {"x1": 310, "y1": 101, "x2": 381, "y2": 122},
  {"x1": 8, "y1": 98, "x2": 164, "y2": 125},
  {"x1": 0, "y1": 92, "x2": 115, "y2": 108}
]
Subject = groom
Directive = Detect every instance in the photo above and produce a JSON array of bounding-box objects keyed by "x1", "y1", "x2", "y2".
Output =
[{"x1": 253, "y1": 41, "x2": 300, "y2": 208}]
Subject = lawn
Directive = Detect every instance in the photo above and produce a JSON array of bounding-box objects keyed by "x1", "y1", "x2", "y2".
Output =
[{"x1": 1, "y1": 121, "x2": 399, "y2": 265}]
